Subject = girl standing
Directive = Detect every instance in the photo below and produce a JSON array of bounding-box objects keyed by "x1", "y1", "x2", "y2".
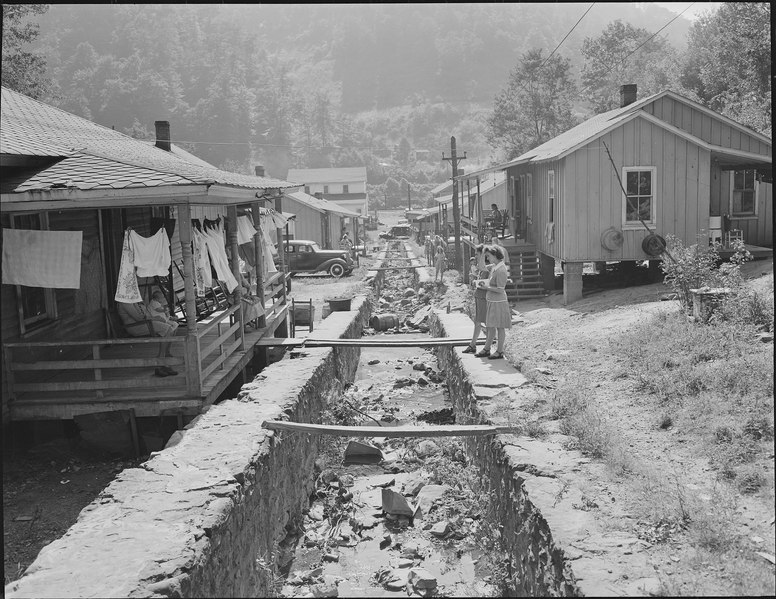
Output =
[
  {"x1": 434, "y1": 244, "x2": 447, "y2": 283},
  {"x1": 476, "y1": 245, "x2": 511, "y2": 359},
  {"x1": 463, "y1": 244, "x2": 488, "y2": 353}
]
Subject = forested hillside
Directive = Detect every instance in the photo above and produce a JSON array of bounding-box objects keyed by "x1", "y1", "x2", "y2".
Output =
[{"x1": 6, "y1": 3, "x2": 769, "y2": 208}]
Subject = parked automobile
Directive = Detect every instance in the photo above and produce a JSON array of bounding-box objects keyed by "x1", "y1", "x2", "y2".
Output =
[
  {"x1": 379, "y1": 225, "x2": 411, "y2": 240},
  {"x1": 277, "y1": 239, "x2": 354, "y2": 277}
]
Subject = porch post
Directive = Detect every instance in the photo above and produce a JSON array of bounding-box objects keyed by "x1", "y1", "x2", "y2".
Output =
[
  {"x1": 476, "y1": 177, "x2": 483, "y2": 242},
  {"x1": 275, "y1": 193, "x2": 288, "y2": 306},
  {"x1": 177, "y1": 204, "x2": 201, "y2": 396},
  {"x1": 251, "y1": 202, "x2": 266, "y2": 328},
  {"x1": 227, "y1": 205, "x2": 245, "y2": 351}
]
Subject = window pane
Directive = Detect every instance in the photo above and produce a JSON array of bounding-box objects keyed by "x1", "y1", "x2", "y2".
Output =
[
  {"x1": 21, "y1": 287, "x2": 47, "y2": 321},
  {"x1": 626, "y1": 172, "x2": 639, "y2": 195},
  {"x1": 744, "y1": 170, "x2": 755, "y2": 188},
  {"x1": 732, "y1": 190, "x2": 743, "y2": 213},
  {"x1": 548, "y1": 172, "x2": 555, "y2": 197},
  {"x1": 742, "y1": 190, "x2": 755, "y2": 213},
  {"x1": 734, "y1": 171, "x2": 744, "y2": 189},
  {"x1": 638, "y1": 172, "x2": 651, "y2": 195},
  {"x1": 638, "y1": 197, "x2": 652, "y2": 221},
  {"x1": 626, "y1": 197, "x2": 640, "y2": 221}
]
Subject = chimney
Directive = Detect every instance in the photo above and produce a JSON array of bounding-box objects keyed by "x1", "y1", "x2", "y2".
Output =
[
  {"x1": 254, "y1": 165, "x2": 265, "y2": 177},
  {"x1": 155, "y1": 121, "x2": 171, "y2": 152},
  {"x1": 620, "y1": 84, "x2": 637, "y2": 108}
]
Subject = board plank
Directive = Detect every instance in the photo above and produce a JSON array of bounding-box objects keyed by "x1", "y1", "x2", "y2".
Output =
[
  {"x1": 255, "y1": 337, "x2": 472, "y2": 347},
  {"x1": 262, "y1": 421, "x2": 519, "y2": 437}
]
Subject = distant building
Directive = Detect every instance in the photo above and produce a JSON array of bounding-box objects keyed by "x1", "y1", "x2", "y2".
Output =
[{"x1": 286, "y1": 167, "x2": 368, "y2": 217}]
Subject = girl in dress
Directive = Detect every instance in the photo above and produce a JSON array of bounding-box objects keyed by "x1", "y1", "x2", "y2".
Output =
[
  {"x1": 434, "y1": 244, "x2": 447, "y2": 283},
  {"x1": 475, "y1": 245, "x2": 511, "y2": 359},
  {"x1": 463, "y1": 244, "x2": 489, "y2": 353}
]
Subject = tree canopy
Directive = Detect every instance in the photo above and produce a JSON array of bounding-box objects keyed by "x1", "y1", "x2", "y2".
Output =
[{"x1": 1, "y1": 4, "x2": 49, "y2": 98}]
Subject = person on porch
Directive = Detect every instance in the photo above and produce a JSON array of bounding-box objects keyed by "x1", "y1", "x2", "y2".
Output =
[{"x1": 117, "y1": 291, "x2": 179, "y2": 377}]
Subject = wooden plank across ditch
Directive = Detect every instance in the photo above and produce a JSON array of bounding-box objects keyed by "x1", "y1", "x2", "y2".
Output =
[
  {"x1": 263, "y1": 421, "x2": 519, "y2": 437},
  {"x1": 255, "y1": 337, "x2": 472, "y2": 347},
  {"x1": 372, "y1": 265, "x2": 423, "y2": 271}
]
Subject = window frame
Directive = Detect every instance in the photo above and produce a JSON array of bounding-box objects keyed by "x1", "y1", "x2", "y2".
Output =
[
  {"x1": 547, "y1": 170, "x2": 555, "y2": 224},
  {"x1": 343, "y1": 184, "x2": 349, "y2": 194},
  {"x1": 729, "y1": 169, "x2": 759, "y2": 218},
  {"x1": 9, "y1": 212, "x2": 59, "y2": 335},
  {"x1": 621, "y1": 166, "x2": 657, "y2": 230}
]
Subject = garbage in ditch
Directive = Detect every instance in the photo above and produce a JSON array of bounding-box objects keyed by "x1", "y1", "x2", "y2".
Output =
[{"x1": 276, "y1": 241, "x2": 506, "y2": 598}]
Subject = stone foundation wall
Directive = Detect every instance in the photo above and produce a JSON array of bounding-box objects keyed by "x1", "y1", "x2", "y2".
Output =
[
  {"x1": 430, "y1": 310, "x2": 581, "y2": 597},
  {"x1": 6, "y1": 298, "x2": 370, "y2": 599}
]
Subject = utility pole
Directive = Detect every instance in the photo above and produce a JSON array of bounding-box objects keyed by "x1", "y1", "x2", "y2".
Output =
[
  {"x1": 442, "y1": 136, "x2": 466, "y2": 271},
  {"x1": 408, "y1": 184, "x2": 411, "y2": 211}
]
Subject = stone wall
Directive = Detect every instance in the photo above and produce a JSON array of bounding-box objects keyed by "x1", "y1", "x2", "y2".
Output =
[
  {"x1": 430, "y1": 310, "x2": 581, "y2": 596},
  {"x1": 5, "y1": 297, "x2": 370, "y2": 599}
]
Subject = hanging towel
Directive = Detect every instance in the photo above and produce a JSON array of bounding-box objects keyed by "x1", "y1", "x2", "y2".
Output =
[
  {"x1": 202, "y1": 221, "x2": 239, "y2": 293},
  {"x1": 114, "y1": 229, "x2": 142, "y2": 303},
  {"x1": 129, "y1": 229, "x2": 171, "y2": 277},
  {"x1": 237, "y1": 215, "x2": 258, "y2": 245},
  {"x1": 544, "y1": 222, "x2": 555, "y2": 243},
  {"x1": 192, "y1": 227, "x2": 212, "y2": 298},
  {"x1": 257, "y1": 225, "x2": 278, "y2": 277},
  {"x1": 2, "y1": 228, "x2": 83, "y2": 289}
]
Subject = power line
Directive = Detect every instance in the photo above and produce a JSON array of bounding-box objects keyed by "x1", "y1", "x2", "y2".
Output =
[
  {"x1": 539, "y1": 3, "x2": 596, "y2": 70},
  {"x1": 607, "y1": 2, "x2": 696, "y2": 72}
]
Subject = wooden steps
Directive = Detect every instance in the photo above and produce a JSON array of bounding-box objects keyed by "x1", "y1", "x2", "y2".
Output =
[{"x1": 504, "y1": 246, "x2": 547, "y2": 301}]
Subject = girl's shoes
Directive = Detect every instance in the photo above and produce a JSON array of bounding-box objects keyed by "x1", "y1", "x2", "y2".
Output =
[
  {"x1": 475, "y1": 349, "x2": 491, "y2": 357},
  {"x1": 462, "y1": 345, "x2": 477, "y2": 354},
  {"x1": 488, "y1": 352, "x2": 504, "y2": 360}
]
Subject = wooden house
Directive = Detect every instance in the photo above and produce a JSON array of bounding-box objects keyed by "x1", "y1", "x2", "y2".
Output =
[
  {"x1": 460, "y1": 86, "x2": 772, "y2": 304},
  {"x1": 0, "y1": 86, "x2": 300, "y2": 429},
  {"x1": 282, "y1": 190, "x2": 361, "y2": 249},
  {"x1": 287, "y1": 167, "x2": 369, "y2": 217}
]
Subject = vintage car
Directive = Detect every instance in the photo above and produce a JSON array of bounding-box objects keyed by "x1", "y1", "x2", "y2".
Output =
[
  {"x1": 278, "y1": 239, "x2": 354, "y2": 277},
  {"x1": 379, "y1": 225, "x2": 411, "y2": 240}
]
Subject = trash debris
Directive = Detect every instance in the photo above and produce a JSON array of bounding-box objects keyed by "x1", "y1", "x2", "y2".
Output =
[
  {"x1": 344, "y1": 440, "x2": 383, "y2": 465},
  {"x1": 381, "y1": 488, "x2": 416, "y2": 517}
]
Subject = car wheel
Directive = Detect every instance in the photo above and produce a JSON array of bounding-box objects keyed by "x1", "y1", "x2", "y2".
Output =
[{"x1": 329, "y1": 262, "x2": 345, "y2": 278}]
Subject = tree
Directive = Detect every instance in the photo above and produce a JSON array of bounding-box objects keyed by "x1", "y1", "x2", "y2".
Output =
[
  {"x1": 1, "y1": 4, "x2": 49, "y2": 98},
  {"x1": 680, "y1": 2, "x2": 771, "y2": 134},
  {"x1": 486, "y1": 48, "x2": 577, "y2": 160},
  {"x1": 580, "y1": 20, "x2": 679, "y2": 113}
]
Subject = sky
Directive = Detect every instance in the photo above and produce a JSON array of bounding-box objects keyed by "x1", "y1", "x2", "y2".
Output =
[{"x1": 650, "y1": 2, "x2": 721, "y2": 21}]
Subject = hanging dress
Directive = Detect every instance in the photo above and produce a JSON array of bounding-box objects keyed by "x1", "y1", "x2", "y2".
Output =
[
  {"x1": 202, "y1": 221, "x2": 239, "y2": 293},
  {"x1": 114, "y1": 229, "x2": 143, "y2": 303}
]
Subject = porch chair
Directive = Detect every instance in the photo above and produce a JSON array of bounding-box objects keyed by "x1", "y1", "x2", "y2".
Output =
[{"x1": 725, "y1": 229, "x2": 743, "y2": 248}]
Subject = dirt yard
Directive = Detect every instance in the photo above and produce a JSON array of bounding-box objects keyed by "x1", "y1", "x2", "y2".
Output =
[{"x1": 4, "y1": 219, "x2": 773, "y2": 594}]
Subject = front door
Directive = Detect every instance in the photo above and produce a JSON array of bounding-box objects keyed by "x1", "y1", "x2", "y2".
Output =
[{"x1": 514, "y1": 176, "x2": 528, "y2": 242}]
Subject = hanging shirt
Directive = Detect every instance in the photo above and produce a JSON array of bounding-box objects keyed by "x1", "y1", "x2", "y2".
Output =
[
  {"x1": 129, "y1": 228, "x2": 171, "y2": 277},
  {"x1": 2, "y1": 228, "x2": 83, "y2": 289},
  {"x1": 202, "y1": 221, "x2": 238, "y2": 293},
  {"x1": 236, "y1": 215, "x2": 258, "y2": 245}
]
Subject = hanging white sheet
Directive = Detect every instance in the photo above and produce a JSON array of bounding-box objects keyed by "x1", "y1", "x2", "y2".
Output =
[
  {"x1": 202, "y1": 221, "x2": 239, "y2": 293},
  {"x1": 129, "y1": 228, "x2": 171, "y2": 277},
  {"x1": 2, "y1": 228, "x2": 83, "y2": 289},
  {"x1": 236, "y1": 215, "x2": 258, "y2": 245}
]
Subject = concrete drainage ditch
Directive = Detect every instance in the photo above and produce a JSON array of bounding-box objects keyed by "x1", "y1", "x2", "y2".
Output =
[{"x1": 6, "y1": 240, "x2": 582, "y2": 598}]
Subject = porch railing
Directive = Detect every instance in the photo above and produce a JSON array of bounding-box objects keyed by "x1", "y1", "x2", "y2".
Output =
[
  {"x1": 197, "y1": 302, "x2": 244, "y2": 383},
  {"x1": 3, "y1": 337, "x2": 189, "y2": 403}
]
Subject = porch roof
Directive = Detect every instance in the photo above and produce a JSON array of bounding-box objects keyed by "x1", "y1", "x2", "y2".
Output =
[
  {"x1": 285, "y1": 190, "x2": 361, "y2": 218},
  {"x1": 0, "y1": 87, "x2": 300, "y2": 203}
]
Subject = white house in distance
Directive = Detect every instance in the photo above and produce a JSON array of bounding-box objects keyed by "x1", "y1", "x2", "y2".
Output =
[{"x1": 286, "y1": 167, "x2": 369, "y2": 217}]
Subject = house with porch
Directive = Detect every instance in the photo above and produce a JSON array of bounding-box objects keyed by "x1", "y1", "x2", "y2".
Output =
[
  {"x1": 282, "y1": 189, "x2": 361, "y2": 249},
  {"x1": 287, "y1": 167, "x2": 369, "y2": 217},
  {"x1": 0, "y1": 86, "x2": 300, "y2": 434},
  {"x1": 459, "y1": 85, "x2": 772, "y2": 304}
]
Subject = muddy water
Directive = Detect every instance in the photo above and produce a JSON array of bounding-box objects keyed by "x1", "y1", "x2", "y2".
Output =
[{"x1": 278, "y1": 338, "x2": 497, "y2": 598}]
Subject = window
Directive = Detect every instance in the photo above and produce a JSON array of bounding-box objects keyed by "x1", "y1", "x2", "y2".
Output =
[
  {"x1": 9, "y1": 212, "x2": 58, "y2": 334},
  {"x1": 343, "y1": 184, "x2": 349, "y2": 194},
  {"x1": 526, "y1": 173, "x2": 533, "y2": 221},
  {"x1": 730, "y1": 170, "x2": 757, "y2": 216},
  {"x1": 547, "y1": 170, "x2": 555, "y2": 223},
  {"x1": 623, "y1": 167, "x2": 656, "y2": 226},
  {"x1": 323, "y1": 185, "x2": 329, "y2": 194},
  {"x1": 304, "y1": 186, "x2": 310, "y2": 194}
]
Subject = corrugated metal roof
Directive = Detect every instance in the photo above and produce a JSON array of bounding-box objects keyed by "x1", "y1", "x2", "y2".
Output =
[
  {"x1": 286, "y1": 167, "x2": 367, "y2": 184},
  {"x1": 285, "y1": 190, "x2": 361, "y2": 217},
  {"x1": 0, "y1": 86, "x2": 299, "y2": 193}
]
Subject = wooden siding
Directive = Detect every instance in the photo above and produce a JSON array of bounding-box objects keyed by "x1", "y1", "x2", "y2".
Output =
[
  {"x1": 283, "y1": 199, "x2": 325, "y2": 246},
  {"x1": 507, "y1": 161, "x2": 563, "y2": 260},
  {"x1": 557, "y1": 117, "x2": 710, "y2": 261},
  {"x1": 644, "y1": 96, "x2": 772, "y2": 158},
  {"x1": 719, "y1": 171, "x2": 774, "y2": 248}
]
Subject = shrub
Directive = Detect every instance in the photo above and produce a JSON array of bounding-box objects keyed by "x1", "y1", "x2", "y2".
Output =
[{"x1": 660, "y1": 235, "x2": 751, "y2": 312}]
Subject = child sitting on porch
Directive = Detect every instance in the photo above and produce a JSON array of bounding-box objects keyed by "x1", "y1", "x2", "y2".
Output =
[{"x1": 117, "y1": 292, "x2": 179, "y2": 378}]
